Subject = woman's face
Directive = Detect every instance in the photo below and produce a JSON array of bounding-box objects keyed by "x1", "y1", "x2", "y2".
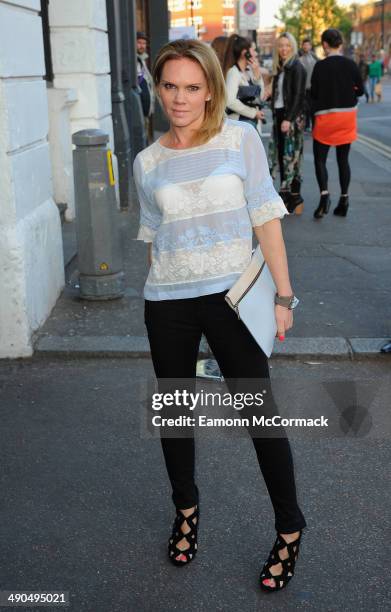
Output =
[
  {"x1": 158, "y1": 57, "x2": 211, "y2": 128},
  {"x1": 278, "y1": 37, "x2": 293, "y2": 61}
]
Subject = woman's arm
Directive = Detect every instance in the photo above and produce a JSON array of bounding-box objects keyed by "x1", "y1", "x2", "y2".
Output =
[
  {"x1": 253, "y1": 219, "x2": 292, "y2": 295},
  {"x1": 253, "y1": 219, "x2": 294, "y2": 337}
]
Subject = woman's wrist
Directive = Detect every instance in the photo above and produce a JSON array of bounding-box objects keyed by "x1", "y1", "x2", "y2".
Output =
[{"x1": 276, "y1": 285, "x2": 293, "y2": 296}]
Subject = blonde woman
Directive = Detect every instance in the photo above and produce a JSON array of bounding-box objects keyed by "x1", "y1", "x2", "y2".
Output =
[
  {"x1": 133, "y1": 39, "x2": 306, "y2": 592},
  {"x1": 269, "y1": 32, "x2": 306, "y2": 214}
]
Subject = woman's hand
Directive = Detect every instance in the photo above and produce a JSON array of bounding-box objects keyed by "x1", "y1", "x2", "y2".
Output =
[
  {"x1": 281, "y1": 120, "x2": 291, "y2": 133},
  {"x1": 275, "y1": 304, "x2": 293, "y2": 341},
  {"x1": 247, "y1": 56, "x2": 261, "y2": 80},
  {"x1": 255, "y1": 109, "x2": 265, "y2": 121}
]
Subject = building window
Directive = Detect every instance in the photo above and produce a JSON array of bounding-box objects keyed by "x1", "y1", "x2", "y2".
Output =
[
  {"x1": 168, "y1": 0, "x2": 186, "y2": 11},
  {"x1": 171, "y1": 18, "x2": 188, "y2": 27},
  {"x1": 192, "y1": 16, "x2": 203, "y2": 26},
  {"x1": 223, "y1": 0, "x2": 235, "y2": 8},
  {"x1": 189, "y1": 0, "x2": 202, "y2": 8},
  {"x1": 222, "y1": 16, "x2": 235, "y2": 35}
]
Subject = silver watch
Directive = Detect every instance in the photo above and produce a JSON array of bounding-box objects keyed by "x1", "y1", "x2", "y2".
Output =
[{"x1": 274, "y1": 294, "x2": 300, "y2": 310}]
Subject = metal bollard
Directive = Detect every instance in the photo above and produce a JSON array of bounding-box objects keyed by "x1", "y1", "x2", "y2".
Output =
[{"x1": 72, "y1": 129, "x2": 125, "y2": 300}]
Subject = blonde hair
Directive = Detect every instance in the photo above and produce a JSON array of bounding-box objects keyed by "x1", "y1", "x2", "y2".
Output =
[
  {"x1": 152, "y1": 39, "x2": 226, "y2": 146},
  {"x1": 272, "y1": 32, "x2": 298, "y2": 75}
]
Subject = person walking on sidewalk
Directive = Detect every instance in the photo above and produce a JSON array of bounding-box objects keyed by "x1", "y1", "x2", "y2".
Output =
[
  {"x1": 368, "y1": 53, "x2": 383, "y2": 103},
  {"x1": 223, "y1": 34, "x2": 266, "y2": 132},
  {"x1": 269, "y1": 32, "x2": 306, "y2": 215},
  {"x1": 358, "y1": 54, "x2": 369, "y2": 102},
  {"x1": 311, "y1": 29, "x2": 364, "y2": 219},
  {"x1": 136, "y1": 31, "x2": 155, "y2": 143},
  {"x1": 299, "y1": 38, "x2": 318, "y2": 130},
  {"x1": 133, "y1": 38, "x2": 306, "y2": 592}
]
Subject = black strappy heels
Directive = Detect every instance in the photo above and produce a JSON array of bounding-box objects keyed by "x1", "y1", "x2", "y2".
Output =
[
  {"x1": 259, "y1": 530, "x2": 303, "y2": 592},
  {"x1": 168, "y1": 506, "x2": 199, "y2": 567}
]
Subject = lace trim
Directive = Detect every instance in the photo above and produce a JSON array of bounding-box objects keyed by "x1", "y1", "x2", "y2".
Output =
[
  {"x1": 156, "y1": 174, "x2": 246, "y2": 224},
  {"x1": 135, "y1": 224, "x2": 156, "y2": 242},
  {"x1": 248, "y1": 199, "x2": 289, "y2": 227},
  {"x1": 147, "y1": 239, "x2": 251, "y2": 285}
]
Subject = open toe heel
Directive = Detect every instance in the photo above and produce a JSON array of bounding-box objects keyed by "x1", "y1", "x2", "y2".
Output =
[
  {"x1": 259, "y1": 530, "x2": 303, "y2": 592},
  {"x1": 168, "y1": 506, "x2": 199, "y2": 567}
]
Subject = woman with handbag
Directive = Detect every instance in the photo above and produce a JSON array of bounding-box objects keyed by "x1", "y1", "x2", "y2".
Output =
[
  {"x1": 269, "y1": 32, "x2": 306, "y2": 215},
  {"x1": 133, "y1": 38, "x2": 307, "y2": 592},
  {"x1": 223, "y1": 34, "x2": 266, "y2": 131}
]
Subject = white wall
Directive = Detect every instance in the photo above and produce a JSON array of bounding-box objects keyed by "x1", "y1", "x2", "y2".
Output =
[
  {"x1": 48, "y1": 0, "x2": 117, "y2": 214},
  {"x1": 49, "y1": 0, "x2": 114, "y2": 147},
  {"x1": 0, "y1": 0, "x2": 64, "y2": 358}
]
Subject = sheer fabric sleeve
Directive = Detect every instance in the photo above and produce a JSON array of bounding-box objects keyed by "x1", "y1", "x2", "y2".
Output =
[
  {"x1": 133, "y1": 153, "x2": 162, "y2": 242},
  {"x1": 241, "y1": 123, "x2": 289, "y2": 227}
]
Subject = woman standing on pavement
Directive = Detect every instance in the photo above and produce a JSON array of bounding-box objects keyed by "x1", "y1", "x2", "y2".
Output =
[
  {"x1": 311, "y1": 29, "x2": 364, "y2": 219},
  {"x1": 269, "y1": 32, "x2": 306, "y2": 215},
  {"x1": 133, "y1": 38, "x2": 306, "y2": 592},
  {"x1": 223, "y1": 34, "x2": 266, "y2": 131}
]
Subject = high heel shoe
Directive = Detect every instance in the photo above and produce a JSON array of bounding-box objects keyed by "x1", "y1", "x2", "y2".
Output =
[
  {"x1": 259, "y1": 530, "x2": 303, "y2": 592},
  {"x1": 287, "y1": 193, "x2": 304, "y2": 215},
  {"x1": 313, "y1": 193, "x2": 331, "y2": 219},
  {"x1": 333, "y1": 195, "x2": 349, "y2": 217},
  {"x1": 279, "y1": 189, "x2": 290, "y2": 206},
  {"x1": 168, "y1": 505, "x2": 199, "y2": 566}
]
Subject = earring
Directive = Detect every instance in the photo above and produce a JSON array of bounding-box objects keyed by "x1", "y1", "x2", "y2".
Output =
[{"x1": 206, "y1": 96, "x2": 211, "y2": 101}]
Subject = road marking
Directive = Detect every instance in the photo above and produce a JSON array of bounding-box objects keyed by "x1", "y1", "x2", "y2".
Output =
[
  {"x1": 357, "y1": 133, "x2": 391, "y2": 160},
  {"x1": 359, "y1": 115, "x2": 391, "y2": 122}
]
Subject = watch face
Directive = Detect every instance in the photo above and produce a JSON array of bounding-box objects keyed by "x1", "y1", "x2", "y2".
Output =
[{"x1": 290, "y1": 296, "x2": 299, "y2": 309}]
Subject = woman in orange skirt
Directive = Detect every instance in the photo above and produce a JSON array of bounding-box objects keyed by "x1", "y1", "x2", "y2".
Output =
[{"x1": 310, "y1": 29, "x2": 364, "y2": 219}]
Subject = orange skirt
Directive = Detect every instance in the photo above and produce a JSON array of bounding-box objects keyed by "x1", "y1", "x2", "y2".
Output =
[{"x1": 312, "y1": 110, "x2": 357, "y2": 146}]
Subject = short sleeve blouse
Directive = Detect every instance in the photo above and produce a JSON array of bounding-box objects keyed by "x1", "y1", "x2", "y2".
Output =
[{"x1": 133, "y1": 118, "x2": 288, "y2": 301}]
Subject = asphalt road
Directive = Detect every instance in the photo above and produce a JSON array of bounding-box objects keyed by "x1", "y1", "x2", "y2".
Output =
[
  {"x1": 357, "y1": 76, "x2": 391, "y2": 149},
  {"x1": 0, "y1": 356, "x2": 390, "y2": 612}
]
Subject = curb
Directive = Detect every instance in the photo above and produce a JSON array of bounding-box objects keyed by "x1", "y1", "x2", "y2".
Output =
[{"x1": 32, "y1": 335, "x2": 390, "y2": 360}]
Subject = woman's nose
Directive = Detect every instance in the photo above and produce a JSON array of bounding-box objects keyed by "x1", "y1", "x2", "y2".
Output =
[{"x1": 174, "y1": 89, "x2": 186, "y2": 103}]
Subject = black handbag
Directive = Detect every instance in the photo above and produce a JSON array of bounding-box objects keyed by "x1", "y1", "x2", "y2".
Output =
[
  {"x1": 237, "y1": 84, "x2": 261, "y2": 103},
  {"x1": 226, "y1": 83, "x2": 261, "y2": 118}
]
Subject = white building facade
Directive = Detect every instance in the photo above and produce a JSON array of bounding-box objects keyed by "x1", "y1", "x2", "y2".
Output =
[{"x1": 0, "y1": 0, "x2": 114, "y2": 358}]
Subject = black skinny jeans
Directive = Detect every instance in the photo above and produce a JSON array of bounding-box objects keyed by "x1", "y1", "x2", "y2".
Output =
[
  {"x1": 313, "y1": 139, "x2": 351, "y2": 194},
  {"x1": 145, "y1": 290, "x2": 307, "y2": 534}
]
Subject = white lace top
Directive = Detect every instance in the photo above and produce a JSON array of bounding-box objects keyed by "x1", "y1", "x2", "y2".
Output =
[{"x1": 133, "y1": 118, "x2": 289, "y2": 300}]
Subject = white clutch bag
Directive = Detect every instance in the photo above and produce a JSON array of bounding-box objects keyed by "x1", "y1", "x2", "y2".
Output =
[{"x1": 225, "y1": 245, "x2": 277, "y2": 358}]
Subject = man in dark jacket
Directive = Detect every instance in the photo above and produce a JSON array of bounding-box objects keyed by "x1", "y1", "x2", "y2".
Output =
[
  {"x1": 358, "y1": 54, "x2": 369, "y2": 102},
  {"x1": 299, "y1": 39, "x2": 318, "y2": 129}
]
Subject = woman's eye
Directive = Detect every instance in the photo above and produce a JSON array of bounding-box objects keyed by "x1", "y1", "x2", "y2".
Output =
[{"x1": 188, "y1": 86, "x2": 200, "y2": 92}]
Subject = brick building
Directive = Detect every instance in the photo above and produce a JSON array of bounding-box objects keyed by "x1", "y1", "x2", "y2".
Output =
[
  {"x1": 168, "y1": 0, "x2": 236, "y2": 42},
  {"x1": 350, "y1": 0, "x2": 391, "y2": 57}
]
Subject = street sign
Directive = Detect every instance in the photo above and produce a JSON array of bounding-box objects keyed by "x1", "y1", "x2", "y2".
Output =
[{"x1": 239, "y1": 0, "x2": 260, "y2": 30}]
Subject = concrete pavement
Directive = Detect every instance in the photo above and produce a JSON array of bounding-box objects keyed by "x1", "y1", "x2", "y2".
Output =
[
  {"x1": 32, "y1": 80, "x2": 391, "y2": 360},
  {"x1": 0, "y1": 355, "x2": 390, "y2": 611}
]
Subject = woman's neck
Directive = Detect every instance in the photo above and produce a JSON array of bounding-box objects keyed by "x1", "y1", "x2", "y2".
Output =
[
  {"x1": 162, "y1": 115, "x2": 205, "y2": 149},
  {"x1": 327, "y1": 49, "x2": 341, "y2": 57}
]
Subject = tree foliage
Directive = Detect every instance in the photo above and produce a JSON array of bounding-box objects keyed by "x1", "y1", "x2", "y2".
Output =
[{"x1": 276, "y1": 0, "x2": 353, "y2": 46}]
